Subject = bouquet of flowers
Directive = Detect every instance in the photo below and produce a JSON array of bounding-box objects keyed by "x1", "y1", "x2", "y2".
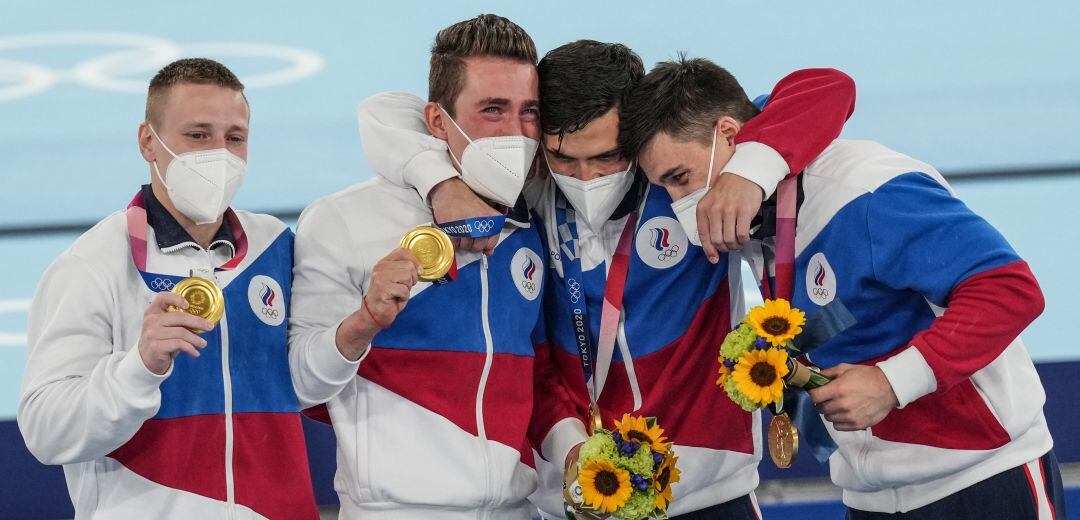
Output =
[
  {"x1": 565, "y1": 414, "x2": 681, "y2": 520},
  {"x1": 717, "y1": 298, "x2": 830, "y2": 413}
]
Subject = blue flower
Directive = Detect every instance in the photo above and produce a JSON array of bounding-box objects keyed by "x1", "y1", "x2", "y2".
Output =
[
  {"x1": 629, "y1": 473, "x2": 651, "y2": 491},
  {"x1": 618, "y1": 440, "x2": 640, "y2": 458},
  {"x1": 653, "y1": 451, "x2": 665, "y2": 467},
  {"x1": 754, "y1": 337, "x2": 768, "y2": 349}
]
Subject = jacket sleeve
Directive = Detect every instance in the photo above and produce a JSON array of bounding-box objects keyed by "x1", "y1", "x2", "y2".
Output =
[
  {"x1": 357, "y1": 92, "x2": 461, "y2": 202},
  {"x1": 288, "y1": 200, "x2": 366, "y2": 409},
  {"x1": 18, "y1": 253, "x2": 168, "y2": 465},
  {"x1": 727, "y1": 68, "x2": 857, "y2": 198},
  {"x1": 867, "y1": 173, "x2": 1045, "y2": 407}
]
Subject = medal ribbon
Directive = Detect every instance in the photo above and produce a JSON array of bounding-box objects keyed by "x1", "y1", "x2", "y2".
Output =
[
  {"x1": 125, "y1": 192, "x2": 249, "y2": 282},
  {"x1": 436, "y1": 215, "x2": 506, "y2": 238},
  {"x1": 556, "y1": 200, "x2": 638, "y2": 407},
  {"x1": 766, "y1": 176, "x2": 838, "y2": 464}
]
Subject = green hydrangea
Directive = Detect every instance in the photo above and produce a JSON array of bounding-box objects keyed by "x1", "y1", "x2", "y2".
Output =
[
  {"x1": 615, "y1": 488, "x2": 659, "y2": 520},
  {"x1": 725, "y1": 376, "x2": 762, "y2": 412},
  {"x1": 614, "y1": 443, "x2": 655, "y2": 476},
  {"x1": 720, "y1": 323, "x2": 757, "y2": 361},
  {"x1": 579, "y1": 430, "x2": 619, "y2": 464}
]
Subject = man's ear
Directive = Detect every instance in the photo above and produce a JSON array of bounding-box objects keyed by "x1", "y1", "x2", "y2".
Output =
[
  {"x1": 424, "y1": 102, "x2": 450, "y2": 141},
  {"x1": 716, "y1": 116, "x2": 743, "y2": 147},
  {"x1": 138, "y1": 122, "x2": 156, "y2": 163}
]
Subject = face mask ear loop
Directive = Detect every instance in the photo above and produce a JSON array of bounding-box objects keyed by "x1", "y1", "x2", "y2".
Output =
[
  {"x1": 147, "y1": 124, "x2": 180, "y2": 159},
  {"x1": 705, "y1": 125, "x2": 719, "y2": 191},
  {"x1": 438, "y1": 104, "x2": 474, "y2": 171},
  {"x1": 147, "y1": 123, "x2": 179, "y2": 190}
]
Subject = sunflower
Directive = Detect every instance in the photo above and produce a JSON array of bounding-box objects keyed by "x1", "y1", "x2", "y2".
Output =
[
  {"x1": 730, "y1": 348, "x2": 790, "y2": 406},
  {"x1": 747, "y1": 298, "x2": 806, "y2": 347},
  {"x1": 615, "y1": 414, "x2": 670, "y2": 454},
  {"x1": 716, "y1": 356, "x2": 733, "y2": 386},
  {"x1": 653, "y1": 452, "x2": 681, "y2": 510},
  {"x1": 579, "y1": 460, "x2": 632, "y2": 513}
]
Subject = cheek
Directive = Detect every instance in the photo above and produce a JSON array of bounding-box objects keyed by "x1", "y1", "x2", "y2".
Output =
[
  {"x1": 522, "y1": 120, "x2": 541, "y2": 141},
  {"x1": 667, "y1": 186, "x2": 691, "y2": 202},
  {"x1": 228, "y1": 143, "x2": 248, "y2": 161}
]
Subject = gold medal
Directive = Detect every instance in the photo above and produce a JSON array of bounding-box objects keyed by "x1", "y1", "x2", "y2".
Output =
[
  {"x1": 169, "y1": 276, "x2": 224, "y2": 333},
  {"x1": 587, "y1": 403, "x2": 603, "y2": 436},
  {"x1": 768, "y1": 413, "x2": 799, "y2": 468},
  {"x1": 400, "y1": 226, "x2": 455, "y2": 282}
]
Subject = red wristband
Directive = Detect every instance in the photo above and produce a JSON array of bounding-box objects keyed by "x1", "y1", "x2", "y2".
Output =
[{"x1": 362, "y1": 295, "x2": 389, "y2": 329}]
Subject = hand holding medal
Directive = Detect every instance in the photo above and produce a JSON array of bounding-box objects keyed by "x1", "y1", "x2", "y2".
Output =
[
  {"x1": 138, "y1": 283, "x2": 217, "y2": 375},
  {"x1": 715, "y1": 298, "x2": 831, "y2": 468}
]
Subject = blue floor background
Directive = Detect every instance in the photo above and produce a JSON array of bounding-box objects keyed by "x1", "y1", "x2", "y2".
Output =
[{"x1": 2, "y1": 1, "x2": 1078, "y2": 518}]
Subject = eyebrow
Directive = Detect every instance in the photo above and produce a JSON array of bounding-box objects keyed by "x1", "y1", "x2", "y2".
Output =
[
  {"x1": 658, "y1": 166, "x2": 686, "y2": 184},
  {"x1": 182, "y1": 122, "x2": 248, "y2": 132},
  {"x1": 587, "y1": 147, "x2": 621, "y2": 161},
  {"x1": 476, "y1": 97, "x2": 510, "y2": 107},
  {"x1": 545, "y1": 145, "x2": 573, "y2": 160}
]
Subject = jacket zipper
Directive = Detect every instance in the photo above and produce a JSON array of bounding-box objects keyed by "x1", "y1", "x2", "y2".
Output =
[
  {"x1": 211, "y1": 257, "x2": 236, "y2": 520},
  {"x1": 477, "y1": 255, "x2": 494, "y2": 510}
]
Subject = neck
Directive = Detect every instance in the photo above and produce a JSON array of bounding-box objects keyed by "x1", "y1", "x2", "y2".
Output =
[{"x1": 151, "y1": 182, "x2": 223, "y2": 250}]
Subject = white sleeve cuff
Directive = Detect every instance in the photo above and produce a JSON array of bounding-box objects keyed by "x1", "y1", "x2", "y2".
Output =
[
  {"x1": 117, "y1": 345, "x2": 170, "y2": 393},
  {"x1": 541, "y1": 417, "x2": 589, "y2": 466},
  {"x1": 721, "y1": 142, "x2": 789, "y2": 199},
  {"x1": 308, "y1": 318, "x2": 365, "y2": 386},
  {"x1": 404, "y1": 149, "x2": 462, "y2": 204},
  {"x1": 876, "y1": 346, "x2": 938, "y2": 409}
]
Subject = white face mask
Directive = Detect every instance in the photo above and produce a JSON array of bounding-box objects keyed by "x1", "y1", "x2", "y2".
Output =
[
  {"x1": 547, "y1": 152, "x2": 636, "y2": 232},
  {"x1": 440, "y1": 105, "x2": 538, "y2": 207},
  {"x1": 670, "y1": 126, "x2": 719, "y2": 246},
  {"x1": 148, "y1": 124, "x2": 246, "y2": 225}
]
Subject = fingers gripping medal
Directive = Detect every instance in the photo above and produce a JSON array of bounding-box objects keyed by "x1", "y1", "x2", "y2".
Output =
[
  {"x1": 400, "y1": 226, "x2": 455, "y2": 283},
  {"x1": 168, "y1": 277, "x2": 224, "y2": 333}
]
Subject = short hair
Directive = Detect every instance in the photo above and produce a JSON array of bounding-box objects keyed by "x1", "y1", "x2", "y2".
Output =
[
  {"x1": 538, "y1": 40, "x2": 644, "y2": 144},
  {"x1": 619, "y1": 55, "x2": 759, "y2": 159},
  {"x1": 145, "y1": 58, "x2": 245, "y2": 126},
  {"x1": 428, "y1": 14, "x2": 538, "y2": 115}
]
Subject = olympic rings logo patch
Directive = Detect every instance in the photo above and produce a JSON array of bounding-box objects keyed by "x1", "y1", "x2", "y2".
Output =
[
  {"x1": 248, "y1": 275, "x2": 285, "y2": 326},
  {"x1": 512, "y1": 248, "x2": 543, "y2": 301},
  {"x1": 635, "y1": 216, "x2": 688, "y2": 270}
]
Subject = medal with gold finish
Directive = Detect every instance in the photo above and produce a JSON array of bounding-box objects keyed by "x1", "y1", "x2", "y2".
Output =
[
  {"x1": 168, "y1": 276, "x2": 224, "y2": 333},
  {"x1": 400, "y1": 226, "x2": 455, "y2": 282},
  {"x1": 586, "y1": 402, "x2": 603, "y2": 436},
  {"x1": 768, "y1": 412, "x2": 799, "y2": 468}
]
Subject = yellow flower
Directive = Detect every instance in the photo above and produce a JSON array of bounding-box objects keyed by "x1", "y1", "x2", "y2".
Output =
[
  {"x1": 615, "y1": 413, "x2": 670, "y2": 454},
  {"x1": 716, "y1": 357, "x2": 731, "y2": 386},
  {"x1": 731, "y1": 348, "x2": 790, "y2": 406},
  {"x1": 747, "y1": 298, "x2": 806, "y2": 347},
  {"x1": 653, "y1": 452, "x2": 681, "y2": 510},
  {"x1": 579, "y1": 460, "x2": 632, "y2": 513}
]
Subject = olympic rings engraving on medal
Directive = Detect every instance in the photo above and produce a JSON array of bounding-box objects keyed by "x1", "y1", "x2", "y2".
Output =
[
  {"x1": 150, "y1": 278, "x2": 175, "y2": 291},
  {"x1": 0, "y1": 32, "x2": 324, "y2": 102},
  {"x1": 567, "y1": 278, "x2": 582, "y2": 303}
]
